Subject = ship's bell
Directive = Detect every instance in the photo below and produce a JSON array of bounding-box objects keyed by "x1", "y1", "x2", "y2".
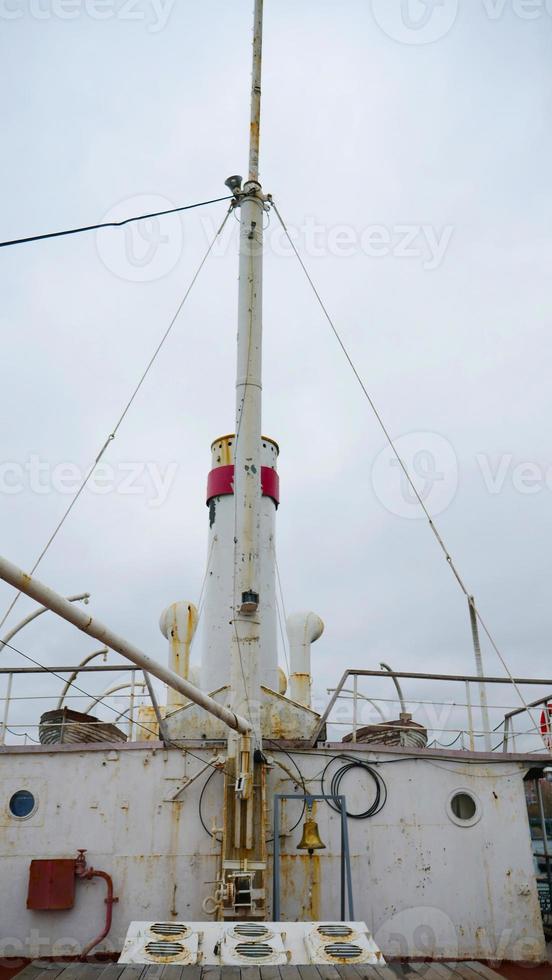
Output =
[{"x1": 297, "y1": 806, "x2": 326, "y2": 855}]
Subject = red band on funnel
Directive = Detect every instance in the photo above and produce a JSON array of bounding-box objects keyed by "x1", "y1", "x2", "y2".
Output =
[{"x1": 206, "y1": 465, "x2": 279, "y2": 506}]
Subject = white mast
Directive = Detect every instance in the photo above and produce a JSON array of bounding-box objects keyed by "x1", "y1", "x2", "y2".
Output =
[{"x1": 230, "y1": 0, "x2": 266, "y2": 745}]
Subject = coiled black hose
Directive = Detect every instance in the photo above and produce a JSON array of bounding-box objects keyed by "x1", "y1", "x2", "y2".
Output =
[{"x1": 321, "y1": 755, "x2": 387, "y2": 819}]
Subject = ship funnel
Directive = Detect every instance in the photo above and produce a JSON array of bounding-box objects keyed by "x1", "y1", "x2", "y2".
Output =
[
  {"x1": 159, "y1": 601, "x2": 198, "y2": 708},
  {"x1": 286, "y1": 612, "x2": 324, "y2": 708}
]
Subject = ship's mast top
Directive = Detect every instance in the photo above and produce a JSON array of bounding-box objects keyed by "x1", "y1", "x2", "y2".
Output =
[{"x1": 248, "y1": 0, "x2": 263, "y2": 182}]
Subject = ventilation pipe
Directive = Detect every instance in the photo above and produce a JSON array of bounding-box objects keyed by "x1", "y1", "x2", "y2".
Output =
[
  {"x1": 159, "y1": 601, "x2": 198, "y2": 708},
  {"x1": 286, "y1": 612, "x2": 324, "y2": 708}
]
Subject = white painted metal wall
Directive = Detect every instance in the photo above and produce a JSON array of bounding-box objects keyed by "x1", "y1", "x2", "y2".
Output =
[{"x1": 0, "y1": 743, "x2": 545, "y2": 963}]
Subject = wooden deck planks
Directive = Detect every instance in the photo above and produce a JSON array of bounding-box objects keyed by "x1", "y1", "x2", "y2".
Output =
[
  {"x1": 258, "y1": 967, "x2": 282, "y2": 980},
  {"x1": 16, "y1": 962, "x2": 507, "y2": 980},
  {"x1": 447, "y1": 966, "x2": 495, "y2": 980},
  {"x1": 313, "y1": 967, "x2": 341, "y2": 980},
  {"x1": 277, "y1": 966, "x2": 301, "y2": 980},
  {"x1": 47, "y1": 966, "x2": 92, "y2": 980},
  {"x1": 462, "y1": 967, "x2": 502, "y2": 980},
  {"x1": 407, "y1": 963, "x2": 459, "y2": 980},
  {"x1": 17, "y1": 963, "x2": 73, "y2": 980},
  {"x1": 241, "y1": 969, "x2": 261, "y2": 980},
  {"x1": 297, "y1": 966, "x2": 324, "y2": 980},
  {"x1": 347, "y1": 968, "x2": 385, "y2": 980},
  {"x1": 405, "y1": 966, "x2": 458, "y2": 980},
  {"x1": 116, "y1": 967, "x2": 151, "y2": 980}
]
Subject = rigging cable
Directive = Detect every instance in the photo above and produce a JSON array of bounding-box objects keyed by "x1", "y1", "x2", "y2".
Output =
[
  {"x1": 271, "y1": 201, "x2": 546, "y2": 750},
  {"x1": 198, "y1": 767, "x2": 224, "y2": 842},
  {"x1": 0, "y1": 196, "x2": 233, "y2": 249},
  {"x1": 274, "y1": 590, "x2": 291, "y2": 680},
  {"x1": 272, "y1": 544, "x2": 291, "y2": 677},
  {"x1": 0, "y1": 206, "x2": 233, "y2": 634},
  {"x1": 265, "y1": 739, "x2": 308, "y2": 838},
  {"x1": 284, "y1": 745, "x2": 540, "y2": 772}
]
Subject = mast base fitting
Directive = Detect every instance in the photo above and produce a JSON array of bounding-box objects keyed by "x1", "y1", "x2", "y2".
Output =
[{"x1": 240, "y1": 590, "x2": 259, "y2": 615}]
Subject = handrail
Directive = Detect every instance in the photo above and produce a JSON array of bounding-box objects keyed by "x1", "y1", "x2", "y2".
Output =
[
  {"x1": 503, "y1": 693, "x2": 552, "y2": 753},
  {"x1": 309, "y1": 668, "x2": 552, "y2": 749},
  {"x1": 319, "y1": 668, "x2": 552, "y2": 686}
]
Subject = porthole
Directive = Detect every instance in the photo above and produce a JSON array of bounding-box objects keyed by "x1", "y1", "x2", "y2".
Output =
[
  {"x1": 9, "y1": 790, "x2": 36, "y2": 819},
  {"x1": 447, "y1": 789, "x2": 480, "y2": 827}
]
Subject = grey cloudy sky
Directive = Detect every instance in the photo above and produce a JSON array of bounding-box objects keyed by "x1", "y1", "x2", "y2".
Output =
[{"x1": 1, "y1": 0, "x2": 551, "y2": 744}]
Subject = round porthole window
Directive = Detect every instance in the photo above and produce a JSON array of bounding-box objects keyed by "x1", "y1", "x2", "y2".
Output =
[
  {"x1": 447, "y1": 790, "x2": 480, "y2": 827},
  {"x1": 9, "y1": 790, "x2": 36, "y2": 819}
]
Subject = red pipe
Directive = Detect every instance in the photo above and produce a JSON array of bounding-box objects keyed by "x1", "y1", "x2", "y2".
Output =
[{"x1": 75, "y1": 851, "x2": 118, "y2": 960}]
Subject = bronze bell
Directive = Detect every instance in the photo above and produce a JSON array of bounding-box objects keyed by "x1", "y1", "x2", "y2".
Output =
[{"x1": 297, "y1": 805, "x2": 326, "y2": 855}]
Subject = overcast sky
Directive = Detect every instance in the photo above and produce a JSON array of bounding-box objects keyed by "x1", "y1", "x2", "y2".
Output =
[{"x1": 1, "y1": 0, "x2": 551, "y2": 746}]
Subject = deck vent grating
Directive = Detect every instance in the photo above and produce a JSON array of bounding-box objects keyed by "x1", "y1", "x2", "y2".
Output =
[
  {"x1": 144, "y1": 941, "x2": 185, "y2": 960},
  {"x1": 324, "y1": 942, "x2": 363, "y2": 960},
  {"x1": 150, "y1": 923, "x2": 189, "y2": 939},
  {"x1": 235, "y1": 942, "x2": 273, "y2": 959},
  {"x1": 234, "y1": 924, "x2": 269, "y2": 938},
  {"x1": 318, "y1": 925, "x2": 354, "y2": 938}
]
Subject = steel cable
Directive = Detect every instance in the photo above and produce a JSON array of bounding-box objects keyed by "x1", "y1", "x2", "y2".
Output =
[
  {"x1": 272, "y1": 201, "x2": 547, "y2": 752},
  {"x1": 0, "y1": 206, "x2": 232, "y2": 633},
  {"x1": 0, "y1": 195, "x2": 233, "y2": 249}
]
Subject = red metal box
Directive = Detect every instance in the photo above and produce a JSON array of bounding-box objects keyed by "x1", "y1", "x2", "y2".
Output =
[{"x1": 27, "y1": 859, "x2": 76, "y2": 910}]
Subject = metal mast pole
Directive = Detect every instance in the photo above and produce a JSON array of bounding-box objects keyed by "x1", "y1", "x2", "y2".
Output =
[{"x1": 230, "y1": 0, "x2": 266, "y2": 746}]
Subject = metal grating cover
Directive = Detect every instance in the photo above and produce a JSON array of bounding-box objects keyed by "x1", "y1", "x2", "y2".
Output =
[
  {"x1": 234, "y1": 923, "x2": 270, "y2": 938},
  {"x1": 149, "y1": 923, "x2": 190, "y2": 939},
  {"x1": 144, "y1": 941, "x2": 186, "y2": 960},
  {"x1": 324, "y1": 942, "x2": 363, "y2": 961},
  {"x1": 234, "y1": 942, "x2": 274, "y2": 959},
  {"x1": 318, "y1": 924, "x2": 354, "y2": 938}
]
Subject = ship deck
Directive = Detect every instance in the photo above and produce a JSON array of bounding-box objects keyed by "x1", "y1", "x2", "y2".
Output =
[{"x1": 15, "y1": 960, "x2": 507, "y2": 980}]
